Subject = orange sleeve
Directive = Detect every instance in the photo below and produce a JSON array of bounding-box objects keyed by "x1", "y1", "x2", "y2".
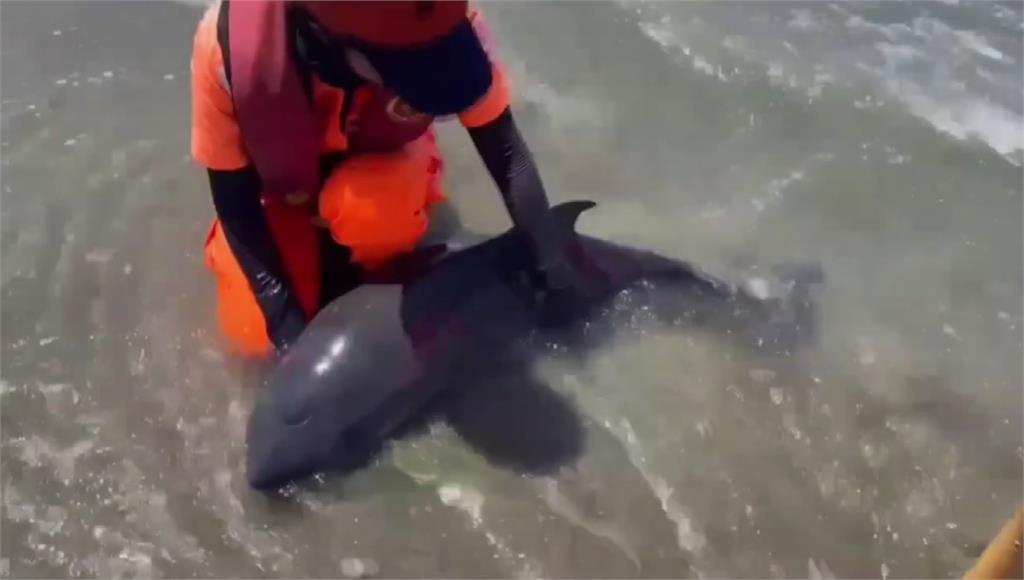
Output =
[
  {"x1": 459, "y1": 8, "x2": 512, "y2": 129},
  {"x1": 190, "y1": 3, "x2": 249, "y2": 171}
]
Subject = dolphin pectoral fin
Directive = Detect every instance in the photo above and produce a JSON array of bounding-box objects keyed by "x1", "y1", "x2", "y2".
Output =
[{"x1": 443, "y1": 355, "x2": 584, "y2": 475}]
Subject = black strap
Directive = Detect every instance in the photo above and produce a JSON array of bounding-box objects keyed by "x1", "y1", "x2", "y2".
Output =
[
  {"x1": 284, "y1": 6, "x2": 315, "y2": 103},
  {"x1": 215, "y1": 0, "x2": 315, "y2": 104},
  {"x1": 216, "y1": 0, "x2": 232, "y2": 87},
  {"x1": 339, "y1": 86, "x2": 359, "y2": 136},
  {"x1": 209, "y1": 3, "x2": 366, "y2": 328}
]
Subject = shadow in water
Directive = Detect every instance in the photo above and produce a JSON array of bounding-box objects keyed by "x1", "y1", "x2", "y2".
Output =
[
  {"x1": 354, "y1": 352, "x2": 585, "y2": 479},
  {"x1": 441, "y1": 356, "x2": 584, "y2": 475},
  {"x1": 255, "y1": 352, "x2": 584, "y2": 505}
]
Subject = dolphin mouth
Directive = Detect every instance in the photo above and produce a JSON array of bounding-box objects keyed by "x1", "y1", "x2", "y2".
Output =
[{"x1": 245, "y1": 401, "x2": 321, "y2": 490}]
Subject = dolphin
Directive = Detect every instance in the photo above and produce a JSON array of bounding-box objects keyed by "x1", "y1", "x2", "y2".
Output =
[{"x1": 245, "y1": 201, "x2": 823, "y2": 490}]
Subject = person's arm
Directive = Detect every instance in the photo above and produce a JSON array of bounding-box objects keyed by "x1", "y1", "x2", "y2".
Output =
[
  {"x1": 191, "y1": 5, "x2": 308, "y2": 350},
  {"x1": 208, "y1": 168, "x2": 308, "y2": 351},
  {"x1": 467, "y1": 107, "x2": 572, "y2": 289}
]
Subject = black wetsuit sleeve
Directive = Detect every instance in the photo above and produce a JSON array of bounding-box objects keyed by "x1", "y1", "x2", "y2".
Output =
[
  {"x1": 467, "y1": 107, "x2": 566, "y2": 284},
  {"x1": 207, "y1": 168, "x2": 307, "y2": 351}
]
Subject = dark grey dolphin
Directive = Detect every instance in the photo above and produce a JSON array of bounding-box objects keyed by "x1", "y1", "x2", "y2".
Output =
[{"x1": 245, "y1": 201, "x2": 822, "y2": 490}]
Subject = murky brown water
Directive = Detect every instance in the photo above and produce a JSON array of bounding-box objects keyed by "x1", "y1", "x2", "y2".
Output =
[{"x1": 3, "y1": 1, "x2": 1021, "y2": 578}]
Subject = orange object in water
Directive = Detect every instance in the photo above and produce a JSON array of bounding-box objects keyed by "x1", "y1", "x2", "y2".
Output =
[
  {"x1": 319, "y1": 133, "x2": 445, "y2": 269},
  {"x1": 966, "y1": 509, "x2": 1023, "y2": 580},
  {"x1": 204, "y1": 200, "x2": 322, "y2": 358}
]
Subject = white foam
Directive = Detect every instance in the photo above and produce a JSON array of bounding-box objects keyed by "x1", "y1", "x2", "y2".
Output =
[
  {"x1": 893, "y1": 82, "x2": 1023, "y2": 158},
  {"x1": 788, "y1": 9, "x2": 822, "y2": 32},
  {"x1": 537, "y1": 478, "x2": 641, "y2": 569},
  {"x1": 845, "y1": 15, "x2": 911, "y2": 41},
  {"x1": 339, "y1": 557, "x2": 379, "y2": 578},
  {"x1": 909, "y1": 15, "x2": 1012, "y2": 65},
  {"x1": 864, "y1": 17, "x2": 1024, "y2": 160},
  {"x1": 438, "y1": 482, "x2": 484, "y2": 524},
  {"x1": 991, "y1": 4, "x2": 1022, "y2": 29},
  {"x1": 691, "y1": 54, "x2": 715, "y2": 77},
  {"x1": 808, "y1": 557, "x2": 836, "y2": 579},
  {"x1": 954, "y1": 29, "x2": 1009, "y2": 62},
  {"x1": 615, "y1": 419, "x2": 708, "y2": 555},
  {"x1": 437, "y1": 483, "x2": 542, "y2": 579},
  {"x1": 636, "y1": 15, "x2": 730, "y2": 83},
  {"x1": 874, "y1": 41, "x2": 925, "y2": 66},
  {"x1": 10, "y1": 436, "x2": 93, "y2": 481}
]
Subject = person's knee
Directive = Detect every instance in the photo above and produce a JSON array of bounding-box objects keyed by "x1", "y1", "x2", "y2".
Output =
[
  {"x1": 218, "y1": 287, "x2": 274, "y2": 358},
  {"x1": 205, "y1": 220, "x2": 274, "y2": 359},
  {"x1": 319, "y1": 136, "x2": 445, "y2": 269},
  {"x1": 204, "y1": 199, "x2": 325, "y2": 359}
]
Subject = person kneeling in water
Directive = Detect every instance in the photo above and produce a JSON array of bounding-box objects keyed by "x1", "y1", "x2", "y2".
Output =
[{"x1": 191, "y1": 0, "x2": 581, "y2": 357}]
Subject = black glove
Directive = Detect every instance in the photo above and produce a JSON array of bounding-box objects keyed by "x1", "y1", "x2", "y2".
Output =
[
  {"x1": 208, "y1": 168, "x2": 311, "y2": 355},
  {"x1": 468, "y1": 108, "x2": 594, "y2": 326},
  {"x1": 535, "y1": 250, "x2": 593, "y2": 327},
  {"x1": 266, "y1": 301, "x2": 308, "y2": 354}
]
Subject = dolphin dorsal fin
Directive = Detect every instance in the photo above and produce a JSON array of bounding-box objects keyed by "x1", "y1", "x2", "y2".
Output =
[{"x1": 551, "y1": 200, "x2": 597, "y2": 233}]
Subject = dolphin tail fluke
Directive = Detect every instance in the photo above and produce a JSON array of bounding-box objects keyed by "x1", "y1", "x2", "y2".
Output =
[
  {"x1": 771, "y1": 262, "x2": 826, "y2": 287},
  {"x1": 762, "y1": 261, "x2": 826, "y2": 352},
  {"x1": 773, "y1": 262, "x2": 825, "y2": 328}
]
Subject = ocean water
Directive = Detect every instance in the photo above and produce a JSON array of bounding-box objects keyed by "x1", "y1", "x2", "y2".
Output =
[{"x1": 2, "y1": 1, "x2": 1021, "y2": 577}]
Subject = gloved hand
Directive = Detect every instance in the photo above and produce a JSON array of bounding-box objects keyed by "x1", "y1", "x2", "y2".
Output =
[
  {"x1": 466, "y1": 107, "x2": 592, "y2": 327},
  {"x1": 536, "y1": 250, "x2": 592, "y2": 328},
  {"x1": 268, "y1": 303, "x2": 308, "y2": 356}
]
